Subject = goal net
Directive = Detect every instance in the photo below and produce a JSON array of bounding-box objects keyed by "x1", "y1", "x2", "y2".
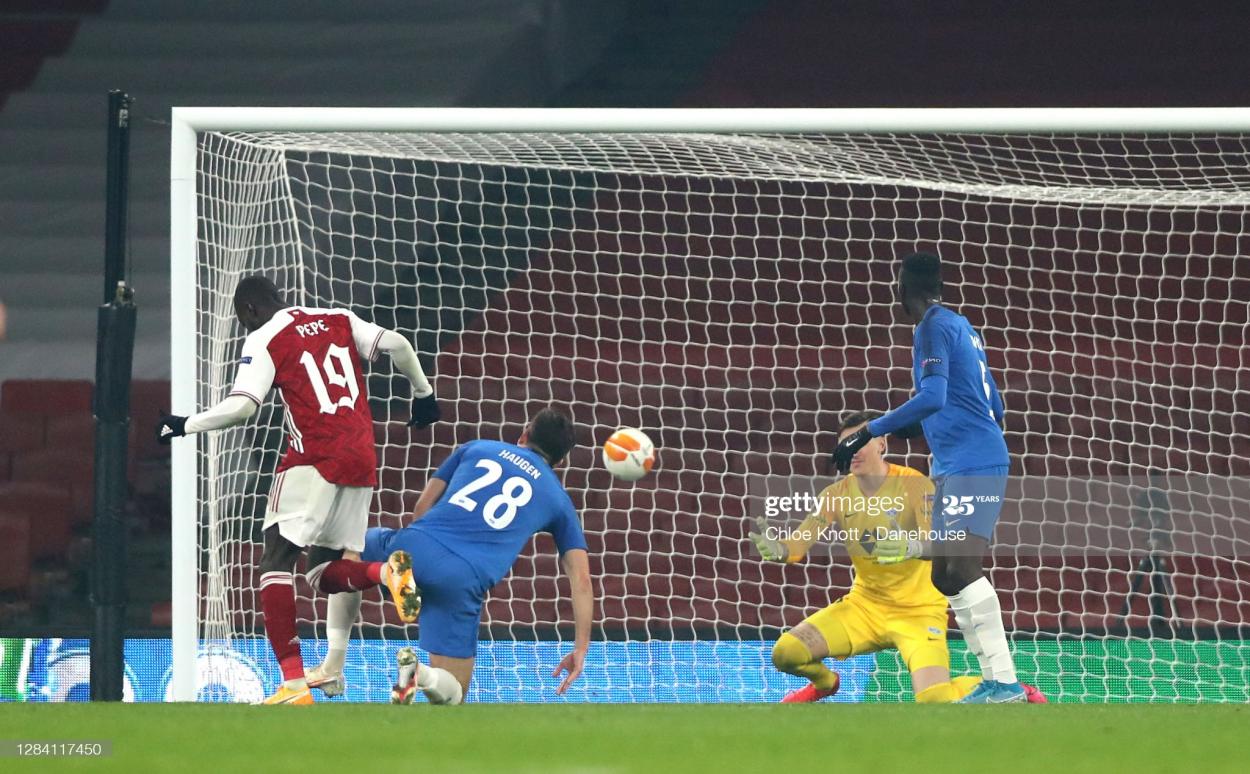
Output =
[{"x1": 178, "y1": 115, "x2": 1250, "y2": 703}]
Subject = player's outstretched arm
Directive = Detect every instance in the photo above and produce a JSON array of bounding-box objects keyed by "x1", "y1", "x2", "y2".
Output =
[
  {"x1": 158, "y1": 336, "x2": 273, "y2": 444},
  {"x1": 553, "y1": 547, "x2": 593, "y2": 695},
  {"x1": 373, "y1": 328, "x2": 440, "y2": 429},
  {"x1": 891, "y1": 422, "x2": 926, "y2": 440},
  {"x1": 343, "y1": 309, "x2": 440, "y2": 428},
  {"x1": 157, "y1": 395, "x2": 259, "y2": 444},
  {"x1": 830, "y1": 376, "x2": 947, "y2": 473},
  {"x1": 832, "y1": 314, "x2": 954, "y2": 471},
  {"x1": 871, "y1": 373, "x2": 948, "y2": 434}
]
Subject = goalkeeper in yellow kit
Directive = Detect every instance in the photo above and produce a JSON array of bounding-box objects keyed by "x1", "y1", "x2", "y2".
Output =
[{"x1": 751, "y1": 411, "x2": 1037, "y2": 703}]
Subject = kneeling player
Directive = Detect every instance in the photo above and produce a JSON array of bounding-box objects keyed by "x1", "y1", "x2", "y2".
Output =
[
  {"x1": 316, "y1": 408, "x2": 593, "y2": 704},
  {"x1": 752, "y1": 411, "x2": 1041, "y2": 703}
]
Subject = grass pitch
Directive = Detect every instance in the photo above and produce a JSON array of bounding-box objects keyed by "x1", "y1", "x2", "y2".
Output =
[{"x1": 2, "y1": 703, "x2": 1244, "y2": 773}]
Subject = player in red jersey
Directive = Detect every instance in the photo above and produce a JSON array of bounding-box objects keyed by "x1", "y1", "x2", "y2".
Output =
[{"x1": 158, "y1": 275, "x2": 440, "y2": 704}]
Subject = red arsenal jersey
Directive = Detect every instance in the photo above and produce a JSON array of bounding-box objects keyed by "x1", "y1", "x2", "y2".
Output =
[{"x1": 227, "y1": 307, "x2": 386, "y2": 487}]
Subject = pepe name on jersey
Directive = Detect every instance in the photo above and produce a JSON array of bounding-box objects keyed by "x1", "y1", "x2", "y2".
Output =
[{"x1": 294, "y1": 319, "x2": 332, "y2": 338}]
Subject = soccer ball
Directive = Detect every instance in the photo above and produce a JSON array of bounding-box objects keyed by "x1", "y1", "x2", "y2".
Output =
[{"x1": 602, "y1": 427, "x2": 656, "y2": 481}]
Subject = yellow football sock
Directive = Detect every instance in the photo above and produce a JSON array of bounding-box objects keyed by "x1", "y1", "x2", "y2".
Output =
[
  {"x1": 915, "y1": 682, "x2": 956, "y2": 703},
  {"x1": 771, "y1": 633, "x2": 838, "y2": 691},
  {"x1": 915, "y1": 676, "x2": 983, "y2": 703},
  {"x1": 951, "y1": 675, "x2": 982, "y2": 699}
]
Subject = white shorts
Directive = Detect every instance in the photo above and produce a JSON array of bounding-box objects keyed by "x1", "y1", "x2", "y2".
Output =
[{"x1": 262, "y1": 465, "x2": 371, "y2": 552}]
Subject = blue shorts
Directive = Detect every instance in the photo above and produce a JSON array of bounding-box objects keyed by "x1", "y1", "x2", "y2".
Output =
[
  {"x1": 931, "y1": 465, "x2": 1009, "y2": 541},
  {"x1": 362, "y1": 526, "x2": 487, "y2": 659}
]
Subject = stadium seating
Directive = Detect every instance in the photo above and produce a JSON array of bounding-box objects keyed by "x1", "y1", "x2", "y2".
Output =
[
  {"x1": 691, "y1": 1, "x2": 1250, "y2": 108},
  {"x1": 0, "y1": 0, "x2": 626, "y2": 387},
  {"x1": 0, "y1": 483, "x2": 72, "y2": 562},
  {"x1": 0, "y1": 512, "x2": 33, "y2": 595},
  {"x1": 0, "y1": 378, "x2": 170, "y2": 617},
  {"x1": 0, "y1": 1, "x2": 104, "y2": 109}
]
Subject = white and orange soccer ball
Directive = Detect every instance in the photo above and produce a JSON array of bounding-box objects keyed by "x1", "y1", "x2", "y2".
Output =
[{"x1": 601, "y1": 427, "x2": 656, "y2": 482}]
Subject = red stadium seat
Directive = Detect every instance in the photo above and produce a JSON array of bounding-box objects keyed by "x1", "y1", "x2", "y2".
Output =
[
  {"x1": 0, "y1": 513, "x2": 32, "y2": 593},
  {"x1": 0, "y1": 482, "x2": 72, "y2": 560},
  {"x1": 0, "y1": 412, "x2": 44, "y2": 454},
  {"x1": 9, "y1": 447, "x2": 95, "y2": 524},
  {"x1": 129, "y1": 380, "x2": 171, "y2": 461},
  {"x1": 0, "y1": 6, "x2": 102, "y2": 108},
  {"x1": 0, "y1": 380, "x2": 92, "y2": 415},
  {"x1": 44, "y1": 413, "x2": 96, "y2": 453}
]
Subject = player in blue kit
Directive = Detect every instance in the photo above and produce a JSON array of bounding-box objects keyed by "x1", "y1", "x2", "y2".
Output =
[
  {"x1": 314, "y1": 407, "x2": 593, "y2": 704},
  {"x1": 831, "y1": 252, "x2": 1026, "y2": 703}
]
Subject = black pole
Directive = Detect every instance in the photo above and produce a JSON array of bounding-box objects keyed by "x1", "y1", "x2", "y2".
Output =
[
  {"x1": 91, "y1": 90, "x2": 136, "y2": 702},
  {"x1": 103, "y1": 91, "x2": 130, "y2": 302}
]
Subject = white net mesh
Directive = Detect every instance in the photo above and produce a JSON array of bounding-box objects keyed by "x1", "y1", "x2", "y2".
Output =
[{"x1": 193, "y1": 129, "x2": 1250, "y2": 703}]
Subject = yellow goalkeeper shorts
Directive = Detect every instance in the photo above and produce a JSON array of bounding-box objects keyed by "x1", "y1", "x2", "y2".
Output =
[{"x1": 804, "y1": 592, "x2": 950, "y2": 673}]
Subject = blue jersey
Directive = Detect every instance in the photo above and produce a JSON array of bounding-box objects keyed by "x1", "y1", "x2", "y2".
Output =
[
  {"x1": 911, "y1": 305, "x2": 1010, "y2": 476},
  {"x1": 409, "y1": 440, "x2": 587, "y2": 588}
]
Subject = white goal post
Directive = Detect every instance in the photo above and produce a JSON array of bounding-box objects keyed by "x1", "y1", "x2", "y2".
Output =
[{"x1": 170, "y1": 107, "x2": 1250, "y2": 703}]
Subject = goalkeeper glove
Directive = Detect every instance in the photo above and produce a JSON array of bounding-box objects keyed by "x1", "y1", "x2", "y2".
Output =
[
  {"x1": 830, "y1": 426, "x2": 872, "y2": 474},
  {"x1": 748, "y1": 519, "x2": 788, "y2": 563},
  {"x1": 156, "y1": 414, "x2": 187, "y2": 444},
  {"x1": 407, "y1": 392, "x2": 441, "y2": 429},
  {"x1": 873, "y1": 536, "x2": 924, "y2": 565}
]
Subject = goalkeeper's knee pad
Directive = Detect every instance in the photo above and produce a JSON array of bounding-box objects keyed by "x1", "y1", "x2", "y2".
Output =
[{"x1": 771, "y1": 633, "x2": 814, "y2": 672}]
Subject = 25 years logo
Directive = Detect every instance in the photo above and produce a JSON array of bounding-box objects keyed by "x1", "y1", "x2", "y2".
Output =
[{"x1": 941, "y1": 495, "x2": 976, "y2": 516}]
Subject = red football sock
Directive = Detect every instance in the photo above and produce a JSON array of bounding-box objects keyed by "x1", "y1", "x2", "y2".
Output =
[
  {"x1": 318, "y1": 559, "x2": 384, "y2": 593},
  {"x1": 259, "y1": 571, "x2": 304, "y2": 683}
]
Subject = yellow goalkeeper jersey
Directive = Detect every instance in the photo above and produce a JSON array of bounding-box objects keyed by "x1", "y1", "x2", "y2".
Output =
[{"x1": 784, "y1": 463, "x2": 945, "y2": 609}]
